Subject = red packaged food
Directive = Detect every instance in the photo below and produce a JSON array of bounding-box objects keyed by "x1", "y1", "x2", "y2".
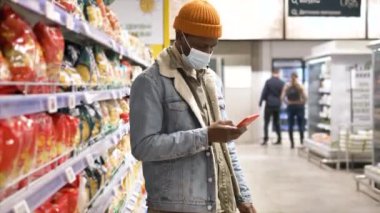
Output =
[
  {"x1": 0, "y1": 5, "x2": 47, "y2": 94},
  {"x1": 28, "y1": 113, "x2": 55, "y2": 166},
  {"x1": 17, "y1": 116, "x2": 37, "y2": 175},
  {"x1": 0, "y1": 51, "x2": 14, "y2": 94},
  {"x1": 0, "y1": 117, "x2": 24, "y2": 187},
  {"x1": 52, "y1": 191, "x2": 69, "y2": 213},
  {"x1": 33, "y1": 22, "x2": 64, "y2": 82},
  {"x1": 61, "y1": 187, "x2": 79, "y2": 213},
  {"x1": 52, "y1": 114, "x2": 70, "y2": 156}
]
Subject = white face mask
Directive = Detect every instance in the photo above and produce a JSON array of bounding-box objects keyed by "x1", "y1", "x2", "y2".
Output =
[{"x1": 180, "y1": 33, "x2": 212, "y2": 70}]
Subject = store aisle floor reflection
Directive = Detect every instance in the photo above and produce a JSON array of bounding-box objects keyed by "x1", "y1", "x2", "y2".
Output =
[{"x1": 236, "y1": 144, "x2": 380, "y2": 213}]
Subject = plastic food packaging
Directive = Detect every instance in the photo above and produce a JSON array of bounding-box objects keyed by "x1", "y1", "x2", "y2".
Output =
[
  {"x1": 94, "y1": 46, "x2": 114, "y2": 86},
  {"x1": 33, "y1": 22, "x2": 65, "y2": 82},
  {"x1": 106, "y1": 100, "x2": 122, "y2": 128},
  {"x1": 0, "y1": 51, "x2": 13, "y2": 94},
  {"x1": 0, "y1": 5, "x2": 48, "y2": 94},
  {"x1": 76, "y1": 46, "x2": 99, "y2": 86},
  {"x1": 85, "y1": 1, "x2": 103, "y2": 30},
  {"x1": 0, "y1": 116, "x2": 38, "y2": 188}
]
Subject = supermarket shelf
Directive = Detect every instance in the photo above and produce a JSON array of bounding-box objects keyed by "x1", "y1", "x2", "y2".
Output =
[
  {"x1": 0, "y1": 123, "x2": 129, "y2": 213},
  {"x1": 121, "y1": 174, "x2": 145, "y2": 213},
  {"x1": 87, "y1": 154, "x2": 138, "y2": 213},
  {"x1": 364, "y1": 165, "x2": 380, "y2": 184},
  {"x1": 305, "y1": 138, "x2": 343, "y2": 159},
  {"x1": 0, "y1": 88, "x2": 129, "y2": 119},
  {"x1": 317, "y1": 123, "x2": 331, "y2": 131},
  {"x1": 6, "y1": 0, "x2": 150, "y2": 68},
  {"x1": 89, "y1": 166, "x2": 142, "y2": 213}
]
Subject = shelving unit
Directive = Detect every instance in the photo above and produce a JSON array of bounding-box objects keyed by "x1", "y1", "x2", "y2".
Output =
[
  {"x1": 355, "y1": 40, "x2": 380, "y2": 200},
  {"x1": 0, "y1": 124, "x2": 129, "y2": 213},
  {"x1": 303, "y1": 41, "x2": 372, "y2": 169},
  {"x1": 0, "y1": 88, "x2": 129, "y2": 119},
  {"x1": 4, "y1": 0, "x2": 150, "y2": 68},
  {"x1": 0, "y1": 0, "x2": 150, "y2": 212}
]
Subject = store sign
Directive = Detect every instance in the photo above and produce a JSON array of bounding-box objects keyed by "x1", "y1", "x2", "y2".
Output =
[
  {"x1": 288, "y1": 0, "x2": 361, "y2": 17},
  {"x1": 110, "y1": 0, "x2": 163, "y2": 44}
]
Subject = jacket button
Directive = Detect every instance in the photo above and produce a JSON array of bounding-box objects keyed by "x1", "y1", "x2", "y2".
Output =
[
  {"x1": 206, "y1": 152, "x2": 211, "y2": 157},
  {"x1": 207, "y1": 205, "x2": 212, "y2": 211},
  {"x1": 208, "y1": 178, "x2": 212, "y2": 183}
]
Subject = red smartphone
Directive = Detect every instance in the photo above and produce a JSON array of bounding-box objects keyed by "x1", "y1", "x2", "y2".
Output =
[{"x1": 237, "y1": 114, "x2": 260, "y2": 128}]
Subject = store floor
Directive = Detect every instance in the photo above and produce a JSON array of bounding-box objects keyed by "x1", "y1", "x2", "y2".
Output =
[{"x1": 236, "y1": 143, "x2": 380, "y2": 213}]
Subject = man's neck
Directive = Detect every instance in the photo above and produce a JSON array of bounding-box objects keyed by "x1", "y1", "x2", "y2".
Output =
[{"x1": 272, "y1": 74, "x2": 279, "y2": 78}]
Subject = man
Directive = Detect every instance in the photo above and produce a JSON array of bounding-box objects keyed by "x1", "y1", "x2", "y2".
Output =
[
  {"x1": 130, "y1": 1, "x2": 256, "y2": 212},
  {"x1": 259, "y1": 69, "x2": 285, "y2": 145}
]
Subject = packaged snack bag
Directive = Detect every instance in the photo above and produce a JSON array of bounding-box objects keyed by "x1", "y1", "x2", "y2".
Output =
[
  {"x1": 76, "y1": 46, "x2": 99, "y2": 86},
  {"x1": 94, "y1": 46, "x2": 114, "y2": 86},
  {"x1": 28, "y1": 113, "x2": 55, "y2": 166},
  {"x1": 0, "y1": 5, "x2": 48, "y2": 94},
  {"x1": 0, "y1": 117, "x2": 24, "y2": 187},
  {"x1": 17, "y1": 116, "x2": 37, "y2": 176},
  {"x1": 0, "y1": 51, "x2": 13, "y2": 94},
  {"x1": 33, "y1": 22, "x2": 64, "y2": 82},
  {"x1": 84, "y1": 0, "x2": 103, "y2": 30}
]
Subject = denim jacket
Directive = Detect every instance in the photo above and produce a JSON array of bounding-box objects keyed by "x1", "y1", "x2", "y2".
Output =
[{"x1": 130, "y1": 49, "x2": 252, "y2": 212}]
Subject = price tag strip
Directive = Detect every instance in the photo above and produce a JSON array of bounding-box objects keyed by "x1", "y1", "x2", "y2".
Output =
[
  {"x1": 65, "y1": 167, "x2": 76, "y2": 184},
  {"x1": 13, "y1": 200, "x2": 31, "y2": 213},
  {"x1": 68, "y1": 95, "x2": 76, "y2": 109},
  {"x1": 47, "y1": 96, "x2": 58, "y2": 113}
]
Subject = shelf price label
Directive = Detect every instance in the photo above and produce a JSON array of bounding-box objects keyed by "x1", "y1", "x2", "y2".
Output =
[
  {"x1": 65, "y1": 167, "x2": 76, "y2": 184},
  {"x1": 66, "y1": 14, "x2": 75, "y2": 30},
  {"x1": 86, "y1": 155, "x2": 95, "y2": 168},
  {"x1": 47, "y1": 96, "x2": 58, "y2": 113},
  {"x1": 13, "y1": 200, "x2": 30, "y2": 213},
  {"x1": 45, "y1": 1, "x2": 60, "y2": 22},
  {"x1": 84, "y1": 93, "x2": 94, "y2": 104},
  {"x1": 68, "y1": 95, "x2": 76, "y2": 109}
]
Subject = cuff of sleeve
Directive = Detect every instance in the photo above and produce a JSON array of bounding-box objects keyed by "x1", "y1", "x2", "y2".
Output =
[
  {"x1": 194, "y1": 128, "x2": 209, "y2": 152},
  {"x1": 236, "y1": 195, "x2": 252, "y2": 204}
]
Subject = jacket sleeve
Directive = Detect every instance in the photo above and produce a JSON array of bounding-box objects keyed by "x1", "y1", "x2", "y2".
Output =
[
  {"x1": 215, "y1": 75, "x2": 253, "y2": 204},
  {"x1": 259, "y1": 81, "x2": 268, "y2": 107},
  {"x1": 130, "y1": 72, "x2": 209, "y2": 162}
]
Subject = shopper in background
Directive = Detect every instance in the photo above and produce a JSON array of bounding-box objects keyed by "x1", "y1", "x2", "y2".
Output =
[
  {"x1": 281, "y1": 72, "x2": 307, "y2": 149},
  {"x1": 259, "y1": 69, "x2": 285, "y2": 145},
  {"x1": 130, "y1": 1, "x2": 255, "y2": 213}
]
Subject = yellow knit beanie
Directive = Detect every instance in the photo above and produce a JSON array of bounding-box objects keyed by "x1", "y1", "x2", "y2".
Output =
[{"x1": 173, "y1": 0, "x2": 222, "y2": 39}]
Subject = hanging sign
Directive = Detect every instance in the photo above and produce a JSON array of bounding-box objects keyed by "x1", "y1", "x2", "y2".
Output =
[{"x1": 288, "y1": 0, "x2": 361, "y2": 17}]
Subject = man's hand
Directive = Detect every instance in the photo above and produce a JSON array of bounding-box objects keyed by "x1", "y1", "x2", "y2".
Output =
[
  {"x1": 208, "y1": 120, "x2": 247, "y2": 143},
  {"x1": 238, "y1": 203, "x2": 257, "y2": 213}
]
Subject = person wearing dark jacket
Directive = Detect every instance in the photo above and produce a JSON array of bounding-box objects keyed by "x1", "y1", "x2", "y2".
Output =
[{"x1": 259, "y1": 69, "x2": 285, "y2": 145}]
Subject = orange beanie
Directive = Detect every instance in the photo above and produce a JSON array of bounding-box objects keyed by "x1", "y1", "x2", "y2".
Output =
[{"x1": 174, "y1": 0, "x2": 222, "y2": 39}]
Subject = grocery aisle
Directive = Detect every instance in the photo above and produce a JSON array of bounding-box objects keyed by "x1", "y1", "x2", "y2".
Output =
[{"x1": 236, "y1": 143, "x2": 380, "y2": 213}]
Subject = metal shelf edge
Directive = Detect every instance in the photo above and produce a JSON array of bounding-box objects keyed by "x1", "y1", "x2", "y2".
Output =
[
  {"x1": 7, "y1": 0, "x2": 150, "y2": 68},
  {"x1": 0, "y1": 123, "x2": 129, "y2": 213},
  {"x1": 0, "y1": 88, "x2": 129, "y2": 119},
  {"x1": 89, "y1": 156, "x2": 139, "y2": 213}
]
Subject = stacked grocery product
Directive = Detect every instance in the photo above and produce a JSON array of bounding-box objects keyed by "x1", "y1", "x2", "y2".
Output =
[
  {"x1": 0, "y1": 0, "x2": 149, "y2": 212},
  {"x1": 54, "y1": 0, "x2": 153, "y2": 65},
  {"x1": 0, "y1": 98, "x2": 129, "y2": 197}
]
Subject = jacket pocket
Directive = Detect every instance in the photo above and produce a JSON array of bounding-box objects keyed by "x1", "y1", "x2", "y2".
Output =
[{"x1": 168, "y1": 101, "x2": 189, "y2": 111}]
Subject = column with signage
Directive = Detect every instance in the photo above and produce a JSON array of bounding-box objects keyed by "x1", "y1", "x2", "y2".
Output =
[{"x1": 110, "y1": 0, "x2": 170, "y2": 58}]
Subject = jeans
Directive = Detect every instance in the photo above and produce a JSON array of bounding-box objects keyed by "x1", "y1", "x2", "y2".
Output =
[
  {"x1": 264, "y1": 106, "x2": 281, "y2": 142},
  {"x1": 287, "y1": 105, "x2": 305, "y2": 147}
]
